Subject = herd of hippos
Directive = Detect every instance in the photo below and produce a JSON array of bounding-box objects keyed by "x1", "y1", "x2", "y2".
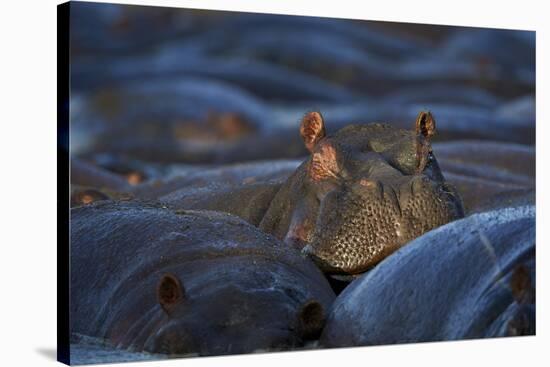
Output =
[
  {"x1": 70, "y1": 111, "x2": 536, "y2": 358},
  {"x1": 66, "y1": 4, "x2": 535, "y2": 361}
]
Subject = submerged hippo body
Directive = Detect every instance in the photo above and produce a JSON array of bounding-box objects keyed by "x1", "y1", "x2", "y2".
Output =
[
  {"x1": 321, "y1": 205, "x2": 535, "y2": 347},
  {"x1": 137, "y1": 160, "x2": 300, "y2": 226},
  {"x1": 70, "y1": 201, "x2": 335, "y2": 357},
  {"x1": 160, "y1": 111, "x2": 464, "y2": 275}
]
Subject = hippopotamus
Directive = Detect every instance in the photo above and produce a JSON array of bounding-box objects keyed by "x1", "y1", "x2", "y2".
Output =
[
  {"x1": 134, "y1": 159, "x2": 300, "y2": 201},
  {"x1": 139, "y1": 137, "x2": 534, "y2": 213},
  {"x1": 70, "y1": 185, "x2": 111, "y2": 207},
  {"x1": 70, "y1": 159, "x2": 136, "y2": 207},
  {"x1": 315, "y1": 100, "x2": 535, "y2": 145},
  {"x1": 433, "y1": 140, "x2": 535, "y2": 181},
  {"x1": 71, "y1": 158, "x2": 131, "y2": 191},
  {"x1": 432, "y1": 140, "x2": 535, "y2": 212},
  {"x1": 70, "y1": 201, "x2": 335, "y2": 358},
  {"x1": 320, "y1": 205, "x2": 535, "y2": 347},
  {"x1": 159, "y1": 111, "x2": 464, "y2": 275}
]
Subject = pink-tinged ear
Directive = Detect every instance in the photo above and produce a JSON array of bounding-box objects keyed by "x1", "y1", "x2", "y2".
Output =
[
  {"x1": 157, "y1": 274, "x2": 185, "y2": 314},
  {"x1": 300, "y1": 111, "x2": 326, "y2": 152},
  {"x1": 415, "y1": 111, "x2": 436, "y2": 140},
  {"x1": 309, "y1": 142, "x2": 339, "y2": 181}
]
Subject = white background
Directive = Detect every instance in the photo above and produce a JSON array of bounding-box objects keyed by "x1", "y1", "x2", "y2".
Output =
[{"x1": 0, "y1": 0, "x2": 547, "y2": 366}]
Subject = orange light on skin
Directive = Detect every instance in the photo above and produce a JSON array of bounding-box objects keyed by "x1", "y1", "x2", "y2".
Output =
[
  {"x1": 81, "y1": 194, "x2": 94, "y2": 205},
  {"x1": 127, "y1": 172, "x2": 143, "y2": 186}
]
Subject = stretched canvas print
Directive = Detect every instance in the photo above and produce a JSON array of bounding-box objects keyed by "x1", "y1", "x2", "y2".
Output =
[{"x1": 57, "y1": 1, "x2": 536, "y2": 365}]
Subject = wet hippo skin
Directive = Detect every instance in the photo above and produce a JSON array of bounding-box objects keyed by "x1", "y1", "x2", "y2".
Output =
[
  {"x1": 66, "y1": 7, "x2": 536, "y2": 363},
  {"x1": 70, "y1": 201, "x2": 335, "y2": 356},
  {"x1": 160, "y1": 181, "x2": 283, "y2": 226},
  {"x1": 320, "y1": 205, "x2": 535, "y2": 346},
  {"x1": 136, "y1": 159, "x2": 299, "y2": 201}
]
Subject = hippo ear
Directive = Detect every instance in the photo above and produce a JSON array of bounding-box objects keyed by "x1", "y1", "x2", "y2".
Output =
[
  {"x1": 157, "y1": 274, "x2": 185, "y2": 314},
  {"x1": 300, "y1": 111, "x2": 326, "y2": 152},
  {"x1": 415, "y1": 111, "x2": 436, "y2": 140},
  {"x1": 297, "y1": 300, "x2": 326, "y2": 340}
]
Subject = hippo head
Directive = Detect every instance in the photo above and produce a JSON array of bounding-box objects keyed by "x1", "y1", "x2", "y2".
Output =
[
  {"x1": 142, "y1": 274, "x2": 326, "y2": 356},
  {"x1": 269, "y1": 111, "x2": 464, "y2": 275}
]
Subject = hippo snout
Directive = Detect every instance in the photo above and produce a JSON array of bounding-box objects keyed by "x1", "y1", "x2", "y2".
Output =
[{"x1": 305, "y1": 175, "x2": 464, "y2": 275}]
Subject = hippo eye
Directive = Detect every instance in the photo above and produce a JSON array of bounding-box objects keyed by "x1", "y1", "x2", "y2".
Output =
[
  {"x1": 420, "y1": 151, "x2": 434, "y2": 171},
  {"x1": 417, "y1": 149, "x2": 435, "y2": 173},
  {"x1": 427, "y1": 152, "x2": 434, "y2": 164}
]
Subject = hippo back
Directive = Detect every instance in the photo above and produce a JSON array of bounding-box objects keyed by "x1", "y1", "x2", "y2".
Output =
[
  {"x1": 321, "y1": 205, "x2": 535, "y2": 346},
  {"x1": 70, "y1": 201, "x2": 335, "y2": 356}
]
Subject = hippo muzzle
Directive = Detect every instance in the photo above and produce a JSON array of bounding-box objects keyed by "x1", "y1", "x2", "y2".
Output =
[{"x1": 303, "y1": 173, "x2": 464, "y2": 274}]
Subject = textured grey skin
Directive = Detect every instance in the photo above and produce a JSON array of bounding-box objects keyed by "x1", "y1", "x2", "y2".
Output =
[
  {"x1": 150, "y1": 160, "x2": 301, "y2": 226},
  {"x1": 320, "y1": 205, "x2": 535, "y2": 346},
  {"x1": 70, "y1": 201, "x2": 335, "y2": 357},
  {"x1": 160, "y1": 181, "x2": 282, "y2": 227}
]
